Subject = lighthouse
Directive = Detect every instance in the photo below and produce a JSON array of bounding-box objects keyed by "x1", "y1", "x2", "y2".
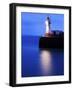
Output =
[
  {"x1": 39, "y1": 16, "x2": 64, "y2": 49},
  {"x1": 45, "y1": 17, "x2": 53, "y2": 37}
]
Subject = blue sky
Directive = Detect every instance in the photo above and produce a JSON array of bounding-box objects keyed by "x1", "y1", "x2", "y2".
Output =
[{"x1": 21, "y1": 12, "x2": 64, "y2": 36}]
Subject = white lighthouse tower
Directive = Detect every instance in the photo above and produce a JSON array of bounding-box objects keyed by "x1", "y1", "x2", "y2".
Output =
[{"x1": 45, "y1": 17, "x2": 52, "y2": 37}]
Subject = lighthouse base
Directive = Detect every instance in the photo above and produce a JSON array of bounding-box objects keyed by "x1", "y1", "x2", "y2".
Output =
[{"x1": 39, "y1": 36, "x2": 64, "y2": 49}]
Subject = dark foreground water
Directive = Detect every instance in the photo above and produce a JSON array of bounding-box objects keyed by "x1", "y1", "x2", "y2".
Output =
[{"x1": 22, "y1": 36, "x2": 64, "y2": 77}]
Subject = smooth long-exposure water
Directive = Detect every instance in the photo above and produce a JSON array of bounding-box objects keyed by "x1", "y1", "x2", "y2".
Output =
[{"x1": 22, "y1": 36, "x2": 64, "y2": 77}]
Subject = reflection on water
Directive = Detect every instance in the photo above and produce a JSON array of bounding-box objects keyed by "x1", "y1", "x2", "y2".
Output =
[
  {"x1": 40, "y1": 50, "x2": 52, "y2": 75},
  {"x1": 22, "y1": 36, "x2": 64, "y2": 77}
]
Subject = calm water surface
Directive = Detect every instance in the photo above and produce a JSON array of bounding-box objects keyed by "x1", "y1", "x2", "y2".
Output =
[{"x1": 22, "y1": 36, "x2": 64, "y2": 77}]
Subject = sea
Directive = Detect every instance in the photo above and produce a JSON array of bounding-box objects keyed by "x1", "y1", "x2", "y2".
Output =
[{"x1": 22, "y1": 36, "x2": 64, "y2": 77}]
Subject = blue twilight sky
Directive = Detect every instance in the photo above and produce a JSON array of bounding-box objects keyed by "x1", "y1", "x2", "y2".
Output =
[{"x1": 21, "y1": 12, "x2": 64, "y2": 36}]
